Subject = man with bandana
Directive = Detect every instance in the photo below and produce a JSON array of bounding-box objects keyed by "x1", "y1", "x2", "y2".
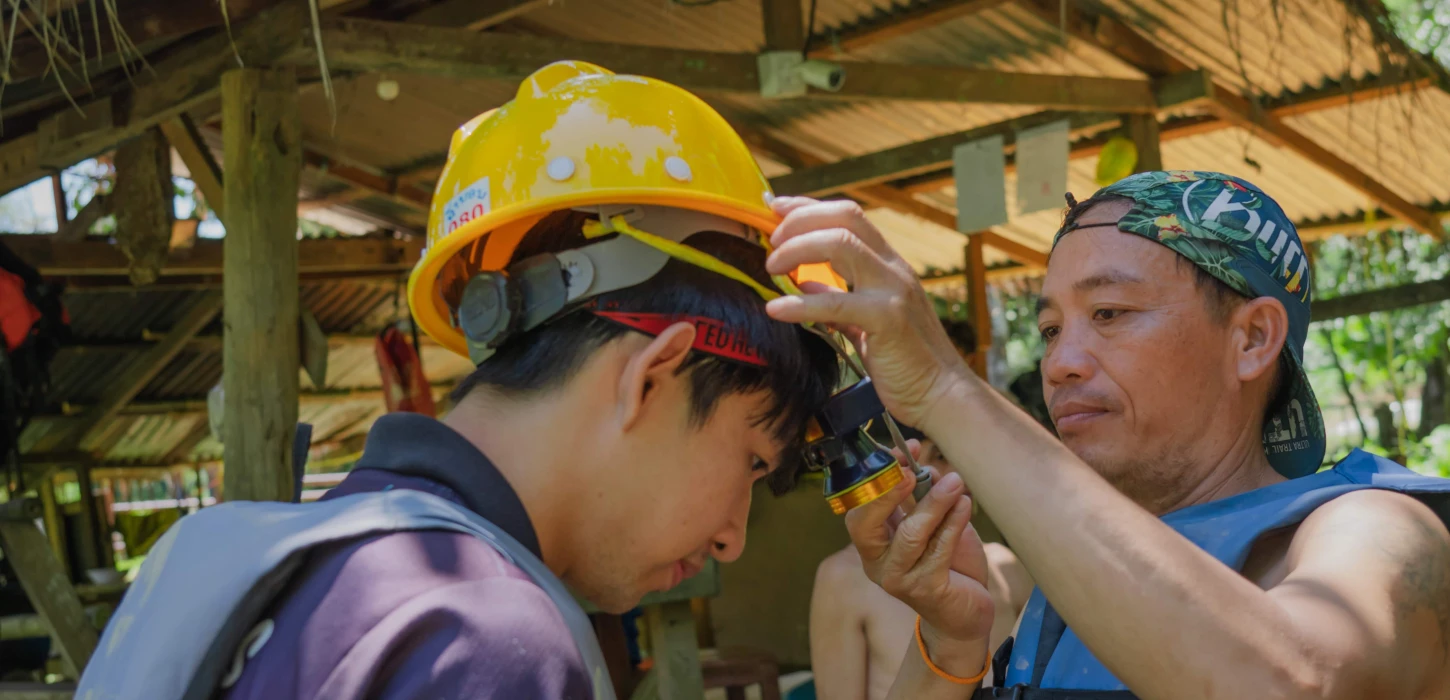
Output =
[{"x1": 762, "y1": 171, "x2": 1450, "y2": 699}]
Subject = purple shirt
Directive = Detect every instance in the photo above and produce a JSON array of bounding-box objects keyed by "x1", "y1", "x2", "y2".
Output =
[{"x1": 221, "y1": 415, "x2": 592, "y2": 700}]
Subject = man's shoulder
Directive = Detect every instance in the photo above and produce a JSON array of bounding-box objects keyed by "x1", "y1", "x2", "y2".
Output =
[
  {"x1": 1288, "y1": 488, "x2": 1450, "y2": 589},
  {"x1": 816, "y1": 545, "x2": 869, "y2": 591},
  {"x1": 1299, "y1": 488, "x2": 1448, "y2": 544}
]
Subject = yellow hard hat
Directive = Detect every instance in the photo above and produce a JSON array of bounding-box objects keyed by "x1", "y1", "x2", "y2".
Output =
[{"x1": 408, "y1": 60, "x2": 839, "y2": 359}]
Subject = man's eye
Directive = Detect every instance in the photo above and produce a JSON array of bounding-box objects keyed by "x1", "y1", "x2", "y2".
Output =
[
  {"x1": 1093, "y1": 308, "x2": 1123, "y2": 322},
  {"x1": 751, "y1": 457, "x2": 770, "y2": 473},
  {"x1": 1039, "y1": 325, "x2": 1060, "y2": 341}
]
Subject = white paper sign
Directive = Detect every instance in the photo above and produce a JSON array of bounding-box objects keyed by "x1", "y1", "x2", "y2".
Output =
[
  {"x1": 1015, "y1": 119, "x2": 1071, "y2": 215},
  {"x1": 953, "y1": 135, "x2": 1008, "y2": 233}
]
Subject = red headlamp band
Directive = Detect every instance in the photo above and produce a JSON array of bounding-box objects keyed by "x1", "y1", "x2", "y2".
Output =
[{"x1": 592, "y1": 311, "x2": 767, "y2": 367}]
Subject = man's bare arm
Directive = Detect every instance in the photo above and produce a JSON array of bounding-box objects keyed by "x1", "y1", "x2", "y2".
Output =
[
  {"x1": 811, "y1": 553, "x2": 870, "y2": 700},
  {"x1": 923, "y1": 380, "x2": 1450, "y2": 700}
]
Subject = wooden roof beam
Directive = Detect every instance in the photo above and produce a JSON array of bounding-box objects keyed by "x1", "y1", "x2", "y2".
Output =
[
  {"x1": 0, "y1": 2, "x2": 308, "y2": 198},
  {"x1": 406, "y1": 0, "x2": 552, "y2": 31},
  {"x1": 300, "y1": 150, "x2": 433, "y2": 211},
  {"x1": 6, "y1": 235, "x2": 421, "y2": 277},
  {"x1": 809, "y1": 0, "x2": 1013, "y2": 55},
  {"x1": 299, "y1": 19, "x2": 1160, "y2": 112},
  {"x1": 159, "y1": 114, "x2": 227, "y2": 222}
]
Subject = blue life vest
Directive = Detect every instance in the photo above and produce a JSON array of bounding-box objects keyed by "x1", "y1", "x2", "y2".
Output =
[{"x1": 981, "y1": 449, "x2": 1450, "y2": 699}]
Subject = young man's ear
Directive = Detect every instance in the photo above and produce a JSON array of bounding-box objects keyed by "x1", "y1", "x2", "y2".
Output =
[
  {"x1": 618, "y1": 321, "x2": 697, "y2": 431},
  {"x1": 1232, "y1": 297, "x2": 1289, "y2": 385}
]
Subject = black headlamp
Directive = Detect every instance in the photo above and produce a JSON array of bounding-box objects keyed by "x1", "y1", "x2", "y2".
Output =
[{"x1": 806, "y1": 377, "x2": 931, "y2": 514}]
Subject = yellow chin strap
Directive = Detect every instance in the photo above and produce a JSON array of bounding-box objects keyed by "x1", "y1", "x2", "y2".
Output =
[{"x1": 581, "y1": 214, "x2": 792, "y2": 304}]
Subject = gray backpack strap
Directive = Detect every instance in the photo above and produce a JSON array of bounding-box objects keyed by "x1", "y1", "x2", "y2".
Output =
[{"x1": 77, "y1": 490, "x2": 616, "y2": 700}]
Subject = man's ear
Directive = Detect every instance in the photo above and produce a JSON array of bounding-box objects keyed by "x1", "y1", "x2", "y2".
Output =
[
  {"x1": 618, "y1": 321, "x2": 697, "y2": 432},
  {"x1": 1231, "y1": 297, "x2": 1289, "y2": 385}
]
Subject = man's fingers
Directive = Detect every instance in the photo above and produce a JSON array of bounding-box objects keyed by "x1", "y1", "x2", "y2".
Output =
[
  {"x1": 766, "y1": 226, "x2": 882, "y2": 284},
  {"x1": 881, "y1": 471, "x2": 966, "y2": 572},
  {"x1": 768, "y1": 195, "x2": 818, "y2": 219},
  {"x1": 765, "y1": 288, "x2": 892, "y2": 329},
  {"x1": 920, "y1": 495, "x2": 973, "y2": 572},
  {"x1": 771, "y1": 198, "x2": 894, "y2": 257},
  {"x1": 843, "y1": 465, "x2": 916, "y2": 563}
]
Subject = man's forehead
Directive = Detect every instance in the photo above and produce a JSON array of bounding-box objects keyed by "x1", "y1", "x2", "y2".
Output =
[
  {"x1": 1070, "y1": 197, "x2": 1133, "y2": 226},
  {"x1": 1040, "y1": 228, "x2": 1192, "y2": 307}
]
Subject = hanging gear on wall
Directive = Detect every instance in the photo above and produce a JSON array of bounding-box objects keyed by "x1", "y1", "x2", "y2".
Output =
[{"x1": 0, "y1": 237, "x2": 69, "y2": 491}]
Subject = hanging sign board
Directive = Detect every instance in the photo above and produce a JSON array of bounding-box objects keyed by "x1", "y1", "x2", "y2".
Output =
[
  {"x1": 953, "y1": 135, "x2": 1009, "y2": 233},
  {"x1": 1015, "y1": 118, "x2": 1071, "y2": 215}
]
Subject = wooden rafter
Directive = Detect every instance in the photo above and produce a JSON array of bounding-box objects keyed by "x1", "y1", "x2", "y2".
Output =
[
  {"x1": 1313, "y1": 274, "x2": 1450, "y2": 321},
  {"x1": 2, "y1": 0, "x2": 286, "y2": 85},
  {"x1": 159, "y1": 114, "x2": 226, "y2": 222},
  {"x1": 35, "y1": 384, "x2": 456, "y2": 421},
  {"x1": 406, "y1": 0, "x2": 551, "y2": 31},
  {"x1": 5, "y1": 235, "x2": 422, "y2": 278},
  {"x1": 297, "y1": 19, "x2": 1159, "y2": 112},
  {"x1": 810, "y1": 0, "x2": 1013, "y2": 55},
  {"x1": 57, "y1": 332, "x2": 435, "y2": 360},
  {"x1": 301, "y1": 150, "x2": 432, "y2": 211}
]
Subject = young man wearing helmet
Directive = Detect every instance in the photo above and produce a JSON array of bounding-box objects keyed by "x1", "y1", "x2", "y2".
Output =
[{"x1": 77, "y1": 62, "x2": 841, "y2": 700}]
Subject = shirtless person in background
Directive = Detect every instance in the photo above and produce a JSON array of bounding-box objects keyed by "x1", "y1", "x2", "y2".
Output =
[{"x1": 808, "y1": 320, "x2": 1034, "y2": 700}]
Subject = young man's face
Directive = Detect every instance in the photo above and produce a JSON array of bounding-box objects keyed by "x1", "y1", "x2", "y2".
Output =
[{"x1": 568, "y1": 374, "x2": 785, "y2": 613}]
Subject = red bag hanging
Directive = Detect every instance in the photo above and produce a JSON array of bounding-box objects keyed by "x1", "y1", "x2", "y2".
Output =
[{"x1": 374, "y1": 325, "x2": 436, "y2": 417}]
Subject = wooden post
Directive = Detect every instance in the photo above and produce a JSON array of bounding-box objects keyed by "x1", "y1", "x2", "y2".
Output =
[
  {"x1": 964, "y1": 238, "x2": 991, "y2": 379},
  {"x1": 645, "y1": 601, "x2": 705, "y2": 700},
  {"x1": 1125, "y1": 113, "x2": 1162, "y2": 172},
  {"x1": 50, "y1": 173, "x2": 67, "y2": 225},
  {"x1": 762, "y1": 0, "x2": 805, "y2": 51},
  {"x1": 71, "y1": 466, "x2": 101, "y2": 573},
  {"x1": 37, "y1": 477, "x2": 68, "y2": 580},
  {"x1": 0, "y1": 500, "x2": 97, "y2": 678},
  {"x1": 221, "y1": 67, "x2": 301, "y2": 503}
]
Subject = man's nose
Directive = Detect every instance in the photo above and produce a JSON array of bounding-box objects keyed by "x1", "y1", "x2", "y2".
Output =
[
  {"x1": 1042, "y1": 321, "x2": 1097, "y2": 388},
  {"x1": 710, "y1": 489, "x2": 752, "y2": 563}
]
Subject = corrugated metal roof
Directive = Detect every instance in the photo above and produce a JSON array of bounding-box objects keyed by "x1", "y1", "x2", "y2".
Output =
[
  {"x1": 63, "y1": 289, "x2": 218, "y2": 342},
  {"x1": 1095, "y1": 0, "x2": 1395, "y2": 95},
  {"x1": 1283, "y1": 88, "x2": 1450, "y2": 209}
]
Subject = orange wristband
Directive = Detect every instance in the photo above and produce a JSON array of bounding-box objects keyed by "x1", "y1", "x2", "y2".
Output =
[{"x1": 915, "y1": 616, "x2": 990, "y2": 685}]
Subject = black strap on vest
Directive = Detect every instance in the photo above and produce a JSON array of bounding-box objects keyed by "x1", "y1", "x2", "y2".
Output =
[
  {"x1": 970, "y1": 600, "x2": 1140, "y2": 700},
  {"x1": 291, "y1": 423, "x2": 313, "y2": 504}
]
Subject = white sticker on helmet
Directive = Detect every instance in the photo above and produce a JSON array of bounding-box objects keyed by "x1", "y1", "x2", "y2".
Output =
[{"x1": 443, "y1": 177, "x2": 491, "y2": 235}]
